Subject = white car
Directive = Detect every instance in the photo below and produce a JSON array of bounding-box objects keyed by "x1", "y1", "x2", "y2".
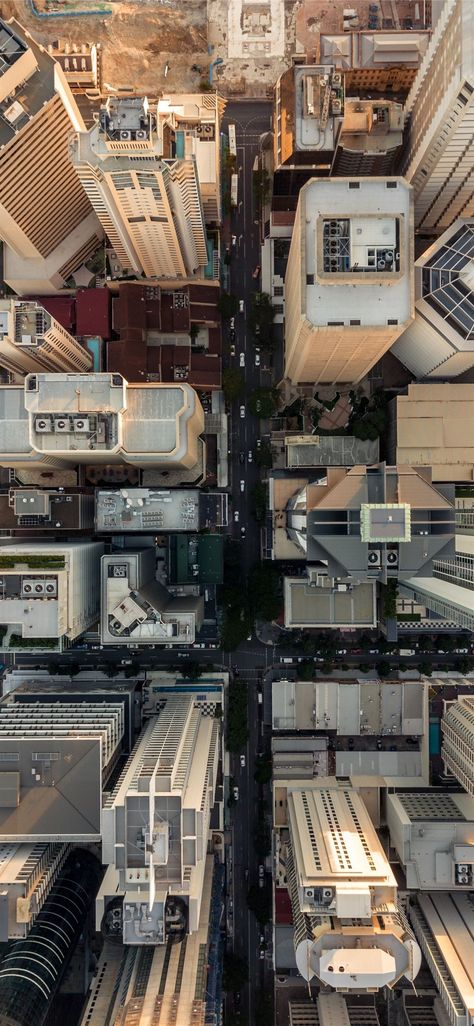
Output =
[
  {"x1": 233, "y1": 786, "x2": 239, "y2": 801},
  {"x1": 240, "y1": 405, "x2": 245, "y2": 418},
  {"x1": 239, "y1": 299, "x2": 244, "y2": 313},
  {"x1": 234, "y1": 510, "x2": 239, "y2": 523},
  {"x1": 240, "y1": 480, "x2": 245, "y2": 492},
  {"x1": 255, "y1": 352, "x2": 260, "y2": 366},
  {"x1": 240, "y1": 754, "x2": 246, "y2": 768},
  {"x1": 240, "y1": 352, "x2": 245, "y2": 367},
  {"x1": 248, "y1": 451, "x2": 253, "y2": 463},
  {"x1": 230, "y1": 317, "x2": 235, "y2": 329}
]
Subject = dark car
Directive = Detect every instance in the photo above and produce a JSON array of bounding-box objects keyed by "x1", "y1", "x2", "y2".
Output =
[
  {"x1": 239, "y1": 451, "x2": 245, "y2": 464},
  {"x1": 348, "y1": 737, "x2": 354, "y2": 750}
]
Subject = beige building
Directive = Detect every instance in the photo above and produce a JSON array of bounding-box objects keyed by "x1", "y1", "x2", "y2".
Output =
[
  {"x1": 0, "y1": 372, "x2": 204, "y2": 472},
  {"x1": 70, "y1": 95, "x2": 221, "y2": 279},
  {"x1": 0, "y1": 539, "x2": 103, "y2": 651},
  {"x1": 0, "y1": 300, "x2": 92, "y2": 377},
  {"x1": 0, "y1": 19, "x2": 102, "y2": 295},
  {"x1": 275, "y1": 782, "x2": 421, "y2": 991},
  {"x1": 320, "y1": 30, "x2": 431, "y2": 94},
  {"x1": 99, "y1": 688, "x2": 221, "y2": 944},
  {"x1": 391, "y1": 383, "x2": 474, "y2": 482},
  {"x1": 284, "y1": 177, "x2": 414, "y2": 384},
  {"x1": 402, "y1": 0, "x2": 474, "y2": 233}
]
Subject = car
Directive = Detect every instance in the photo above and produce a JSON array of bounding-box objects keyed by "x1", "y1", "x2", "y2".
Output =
[
  {"x1": 255, "y1": 352, "x2": 260, "y2": 366},
  {"x1": 239, "y1": 352, "x2": 245, "y2": 367},
  {"x1": 256, "y1": 438, "x2": 261, "y2": 450},
  {"x1": 239, "y1": 300, "x2": 244, "y2": 313},
  {"x1": 177, "y1": 652, "x2": 189, "y2": 658},
  {"x1": 407, "y1": 736, "x2": 418, "y2": 744},
  {"x1": 376, "y1": 738, "x2": 383, "y2": 750},
  {"x1": 230, "y1": 344, "x2": 235, "y2": 357},
  {"x1": 259, "y1": 948, "x2": 265, "y2": 959},
  {"x1": 120, "y1": 659, "x2": 132, "y2": 665},
  {"x1": 231, "y1": 235, "x2": 237, "y2": 246},
  {"x1": 233, "y1": 786, "x2": 239, "y2": 801},
  {"x1": 369, "y1": 648, "x2": 379, "y2": 655},
  {"x1": 252, "y1": 265, "x2": 261, "y2": 279},
  {"x1": 240, "y1": 405, "x2": 245, "y2": 418},
  {"x1": 455, "y1": 648, "x2": 469, "y2": 654},
  {"x1": 230, "y1": 317, "x2": 235, "y2": 329},
  {"x1": 348, "y1": 737, "x2": 354, "y2": 750},
  {"x1": 258, "y1": 865, "x2": 264, "y2": 878},
  {"x1": 240, "y1": 754, "x2": 246, "y2": 768},
  {"x1": 239, "y1": 451, "x2": 245, "y2": 464},
  {"x1": 255, "y1": 400, "x2": 261, "y2": 413},
  {"x1": 350, "y1": 647, "x2": 362, "y2": 655},
  {"x1": 254, "y1": 324, "x2": 260, "y2": 337},
  {"x1": 336, "y1": 648, "x2": 347, "y2": 656},
  {"x1": 241, "y1": 525, "x2": 246, "y2": 536},
  {"x1": 229, "y1": 328, "x2": 236, "y2": 341},
  {"x1": 248, "y1": 450, "x2": 253, "y2": 463},
  {"x1": 240, "y1": 480, "x2": 245, "y2": 492},
  {"x1": 234, "y1": 510, "x2": 239, "y2": 523}
]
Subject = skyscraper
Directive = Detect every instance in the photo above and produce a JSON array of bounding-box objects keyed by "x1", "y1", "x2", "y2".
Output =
[
  {"x1": 0, "y1": 299, "x2": 92, "y2": 376},
  {"x1": 284, "y1": 177, "x2": 414, "y2": 384},
  {"x1": 70, "y1": 96, "x2": 209, "y2": 279},
  {"x1": 402, "y1": 0, "x2": 474, "y2": 233},
  {"x1": 0, "y1": 19, "x2": 102, "y2": 295}
]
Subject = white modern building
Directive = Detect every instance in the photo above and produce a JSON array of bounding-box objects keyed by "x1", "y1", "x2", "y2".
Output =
[
  {"x1": 0, "y1": 373, "x2": 204, "y2": 472},
  {"x1": 387, "y1": 790, "x2": 474, "y2": 891},
  {"x1": 284, "y1": 177, "x2": 414, "y2": 384},
  {"x1": 70, "y1": 96, "x2": 210, "y2": 279},
  {"x1": 277, "y1": 783, "x2": 421, "y2": 991},
  {"x1": 441, "y1": 695, "x2": 474, "y2": 796},
  {"x1": 101, "y1": 549, "x2": 204, "y2": 647},
  {"x1": 99, "y1": 689, "x2": 221, "y2": 945},
  {"x1": 402, "y1": 0, "x2": 474, "y2": 233},
  {"x1": 392, "y1": 220, "x2": 474, "y2": 378},
  {"x1": 0, "y1": 539, "x2": 103, "y2": 651},
  {"x1": 0, "y1": 299, "x2": 92, "y2": 377}
]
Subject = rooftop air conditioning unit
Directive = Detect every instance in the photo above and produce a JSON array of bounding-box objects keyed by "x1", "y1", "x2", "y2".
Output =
[
  {"x1": 135, "y1": 130, "x2": 147, "y2": 140},
  {"x1": 120, "y1": 131, "x2": 131, "y2": 140},
  {"x1": 368, "y1": 550, "x2": 381, "y2": 567},
  {"x1": 332, "y1": 73, "x2": 342, "y2": 86},
  {"x1": 73, "y1": 417, "x2": 90, "y2": 433},
  {"x1": 22, "y1": 580, "x2": 45, "y2": 596},
  {"x1": 35, "y1": 417, "x2": 52, "y2": 433},
  {"x1": 322, "y1": 887, "x2": 333, "y2": 900},
  {"x1": 305, "y1": 889, "x2": 314, "y2": 899},
  {"x1": 387, "y1": 551, "x2": 398, "y2": 567},
  {"x1": 457, "y1": 864, "x2": 470, "y2": 873},
  {"x1": 54, "y1": 418, "x2": 72, "y2": 432}
]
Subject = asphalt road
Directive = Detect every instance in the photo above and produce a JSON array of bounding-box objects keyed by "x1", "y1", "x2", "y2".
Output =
[{"x1": 222, "y1": 97, "x2": 273, "y2": 1026}]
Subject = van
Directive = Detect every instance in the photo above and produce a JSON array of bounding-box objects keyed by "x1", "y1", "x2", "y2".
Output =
[
  {"x1": 280, "y1": 657, "x2": 293, "y2": 664},
  {"x1": 239, "y1": 299, "x2": 244, "y2": 313}
]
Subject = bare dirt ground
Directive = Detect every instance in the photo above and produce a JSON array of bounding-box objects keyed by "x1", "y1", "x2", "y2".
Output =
[{"x1": 0, "y1": 0, "x2": 210, "y2": 95}]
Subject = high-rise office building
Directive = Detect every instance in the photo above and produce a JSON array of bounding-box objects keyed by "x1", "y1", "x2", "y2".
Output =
[
  {"x1": 0, "y1": 299, "x2": 92, "y2": 377},
  {"x1": 0, "y1": 372, "x2": 204, "y2": 472},
  {"x1": 402, "y1": 0, "x2": 474, "y2": 233},
  {"x1": 284, "y1": 177, "x2": 414, "y2": 384},
  {"x1": 0, "y1": 19, "x2": 102, "y2": 295},
  {"x1": 269, "y1": 463, "x2": 455, "y2": 632},
  {"x1": 277, "y1": 783, "x2": 421, "y2": 990},
  {"x1": 392, "y1": 220, "x2": 474, "y2": 378},
  {"x1": 70, "y1": 96, "x2": 210, "y2": 279},
  {"x1": 99, "y1": 689, "x2": 221, "y2": 945},
  {"x1": 0, "y1": 539, "x2": 103, "y2": 650}
]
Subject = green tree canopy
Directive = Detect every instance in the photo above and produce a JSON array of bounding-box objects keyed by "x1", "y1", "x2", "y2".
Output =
[
  {"x1": 217, "y1": 292, "x2": 238, "y2": 319},
  {"x1": 248, "y1": 387, "x2": 279, "y2": 419},
  {"x1": 222, "y1": 368, "x2": 244, "y2": 402}
]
